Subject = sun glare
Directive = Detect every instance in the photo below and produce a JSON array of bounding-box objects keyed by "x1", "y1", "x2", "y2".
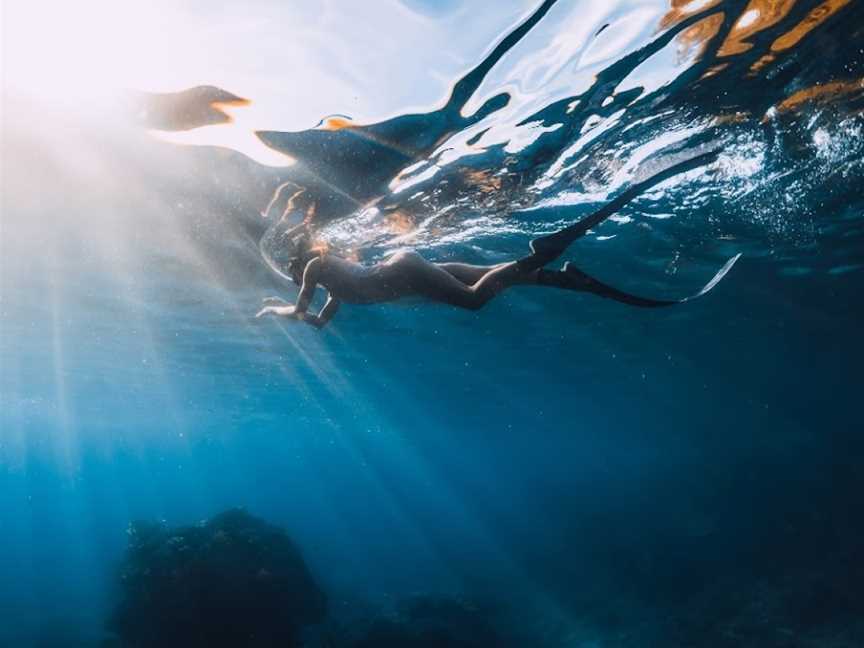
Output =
[
  {"x1": 151, "y1": 103, "x2": 295, "y2": 168},
  {"x1": 3, "y1": 1, "x2": 295, "y2": 165},
  {"x1": 4, "y1": 2, "x2": 211, "y2": 103}
]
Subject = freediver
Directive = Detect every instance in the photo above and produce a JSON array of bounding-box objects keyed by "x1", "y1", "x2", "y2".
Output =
[{"x1": 255, "y1": 151, "x2": 740, "y2": 329}]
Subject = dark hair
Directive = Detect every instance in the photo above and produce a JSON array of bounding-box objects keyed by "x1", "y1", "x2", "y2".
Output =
[{"x1": 286, "y1": 234, "x2": 316, "y2": 284}]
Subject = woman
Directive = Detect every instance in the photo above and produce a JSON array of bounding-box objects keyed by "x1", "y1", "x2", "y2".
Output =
[{"x1": 255, "y1": 151, "x2": 739, "y2": 329}]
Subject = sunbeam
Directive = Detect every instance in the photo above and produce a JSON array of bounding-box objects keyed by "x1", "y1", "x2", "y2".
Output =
[{"x1": 3, "y1": 0, "x2": 864, "y2": 645}]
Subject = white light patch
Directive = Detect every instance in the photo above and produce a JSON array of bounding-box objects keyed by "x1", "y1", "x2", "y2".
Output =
[
  {"x1": 736, "y1": 9, "x2": 761, "y2": 29},
  {"x1": 2, "y1": 1, "x2": 211, "y2": 107},
  {"x1": 152, "y1": 104, "x2": 295, "y2": 168}
]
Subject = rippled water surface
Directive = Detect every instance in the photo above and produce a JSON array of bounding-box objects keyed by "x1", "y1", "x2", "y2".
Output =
[{"x1": 2, "y1": 1, "x2": 864, "y2": 645}]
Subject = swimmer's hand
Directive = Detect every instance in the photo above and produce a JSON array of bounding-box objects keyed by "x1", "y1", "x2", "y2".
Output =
[
  {"x1": 256, "y1": 291, "x2": 339, "y2": 330},
  {"x1": 261, "y1": 296, "x2": 291, "y2": 306},
  {"x1": 256, "y1": 297, "x2": 300, "y2": 319},
  {"x1": 256, "y1": 305, "x2": 299, "y2": 318}
]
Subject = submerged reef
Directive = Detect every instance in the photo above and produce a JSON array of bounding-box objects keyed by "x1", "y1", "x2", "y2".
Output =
[
  {"x1": 104, "y1": 507, "x2": 864, "y2": 647},
  {"x1": 349, "y1": 595, "x2": 513, "y2": 648},
  {"x1": 108, "y1": 508, "x2": 326, "y2": 647}
]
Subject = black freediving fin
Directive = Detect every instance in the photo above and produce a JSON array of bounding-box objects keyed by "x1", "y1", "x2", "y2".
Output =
[
  {"x1": 519, "y1": 149, "x2": 721, "y2": 272},
  {"x1": 540, "y1": 263, "x2": 676, "y2": 307},
  {"x1": 540, "y1": 254, "x2": 741, "y2": 308}
]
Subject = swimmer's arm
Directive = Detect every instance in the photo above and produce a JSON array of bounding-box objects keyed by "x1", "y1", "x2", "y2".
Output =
[
  {"x1": 256, "y1": 258, "x2": 339, "y2": 328},
  {"x1": 255, "y1": 257, "x2": 320, "y2": 320},
  {"x1": 293, "y1": 258, "x2": 342, "y2": 328},
  {"x1": 294, "y1": 257, "x2": 322, "y2": 315},
  {"x1": 298, "y1": 295, "x2": 340, "y2": 329}
]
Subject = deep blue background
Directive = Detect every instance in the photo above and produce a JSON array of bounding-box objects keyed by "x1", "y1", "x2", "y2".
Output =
[
  {"x1": 3, "y1": 243, "x2": 862, "y2": 643},
  {"x1": 3, "y1": 0, "x2": 864, "y2": 644}
]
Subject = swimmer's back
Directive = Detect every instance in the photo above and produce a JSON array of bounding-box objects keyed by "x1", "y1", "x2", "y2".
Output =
[{"x1": 320, "y1": 254, "x2": 408, "y2": 304}]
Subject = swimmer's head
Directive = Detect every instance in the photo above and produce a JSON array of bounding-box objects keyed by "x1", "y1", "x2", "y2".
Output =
[
  {"x1": 260, "y1": 181, "x2": 328, "y2": 284},
  {"x1": 287, "y1": 232, "x2": 311, "y2": 283},
  {"x1": 286, "y1": 229, "x2": 328, "y2": 284}
]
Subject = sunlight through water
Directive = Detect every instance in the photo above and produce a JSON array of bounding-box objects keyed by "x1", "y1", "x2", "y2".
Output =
[{"x1": 2, "y1": 0, "x2": 864, "y2": 645}]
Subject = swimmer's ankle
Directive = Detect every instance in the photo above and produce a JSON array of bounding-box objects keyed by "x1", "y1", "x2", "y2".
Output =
[{"x1": 536, "y1": 269, "x2": 555, "y2": 286}]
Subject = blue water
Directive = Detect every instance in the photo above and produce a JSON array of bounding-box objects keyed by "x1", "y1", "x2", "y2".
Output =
[{"x1": 2, "y1": 1, "x2": 864, "y2": 645}]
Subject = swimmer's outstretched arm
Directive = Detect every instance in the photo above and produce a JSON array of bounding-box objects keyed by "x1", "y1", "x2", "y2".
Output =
[{"x1": 256, "y1": 257, "x2": 341, "y2": 329}]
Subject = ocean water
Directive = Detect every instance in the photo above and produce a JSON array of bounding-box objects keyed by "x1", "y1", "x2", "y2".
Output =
[{"x1": 2, "y1": 1, "x2": 864, "y2": 646}]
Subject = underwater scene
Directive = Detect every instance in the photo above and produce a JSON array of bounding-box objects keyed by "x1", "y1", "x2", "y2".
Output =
[{"x1": 2, "y1": 0, "x2": 864, "y2": 645}]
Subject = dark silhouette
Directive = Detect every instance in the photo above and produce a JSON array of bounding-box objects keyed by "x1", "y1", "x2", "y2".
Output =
[{"x1": 109, "y1": 509, "x2": 326, "y2": 647}]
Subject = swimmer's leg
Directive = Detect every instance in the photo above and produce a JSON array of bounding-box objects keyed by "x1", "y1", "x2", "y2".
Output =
[
  {"x1": 396, "y1": 253, "x2": 538, "y2": 310},
  {"x1": 519, "y1": 149, "x2": 721, "y2": 273},
  {"x1": 435, "y1": 262, "x2": 499, "y2": 285},
  {"x1": 459, "y1": 260, "x2": 541, "y2": 308},
  {"x1": 436, "y1": 261, "x2": 520, "y2": 285}
]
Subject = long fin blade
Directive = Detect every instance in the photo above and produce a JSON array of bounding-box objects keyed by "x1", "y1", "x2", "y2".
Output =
[
  {"x1": 553, "y1": 253, "x2": 741, "y2": 308},
  {"x1": 682, "y1": 253, "x2": 742, "y2": 302}
]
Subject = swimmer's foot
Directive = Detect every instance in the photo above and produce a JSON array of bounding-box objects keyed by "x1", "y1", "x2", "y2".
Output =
[
  {"x1": 538, "y1": 263, "x2": 677, "y2": 308},
  {"x1": 526, "y1": 237, "x2": 565, "y2": 268}
]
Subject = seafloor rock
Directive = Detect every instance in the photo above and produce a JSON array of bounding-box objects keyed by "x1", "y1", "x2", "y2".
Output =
[
  {"x1": 108, "y1": 508, "x2": 326, "y2": 647},
  {"x1": 351, "y1": 595, "x2": 510, "y2": 648}
]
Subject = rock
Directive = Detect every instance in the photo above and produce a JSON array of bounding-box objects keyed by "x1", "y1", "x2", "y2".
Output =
[{"x1": 108, "y1": 508, "x2": 326, "y2": 647}]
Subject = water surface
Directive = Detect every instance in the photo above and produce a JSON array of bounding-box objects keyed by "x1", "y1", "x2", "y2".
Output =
[{"x1": 2, "y1": 1, "x2": 863, "y2": 645}]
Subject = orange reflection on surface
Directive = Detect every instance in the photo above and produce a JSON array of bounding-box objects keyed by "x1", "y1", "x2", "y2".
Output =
[
  {"x1": 210, "y1": 97, "x2": 252, "y2": 124},
  {"x1": 774, "y1": 77, "x2": 864, "y2": 113},
  {"x1": 660, "y1": 0, "x2": 723, "y2": 29},
  {"x1": 749, "y1": 53, "x2": 777, "y2": 72},
  {"x1": 663, "y1": 0, "x2": 855, "y2": 77},
  {"x1": 717, "y1": 0, "x2": 797, "y2": 56},
  {"x1": 677, "y1": 12, "x2": 726, "y2": 59},
  {"x1": 701, "y1": 62, "x2": 730, "y2": 79},
  {"x1": 771, "y1": 0, "x2": 851, "y2": 51},
  {"x1": 319, "y1": 116, "x2": 355, "y2": 131},
  {"x1": 211, "y1": 97, "x2": 251, "y2": 109},
  {"x1": 463, "y1": 170, "x2": 503, "y2": 194},
  {"x1": 385, "y1": 210, "x2": 415, "y2": 234}
]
